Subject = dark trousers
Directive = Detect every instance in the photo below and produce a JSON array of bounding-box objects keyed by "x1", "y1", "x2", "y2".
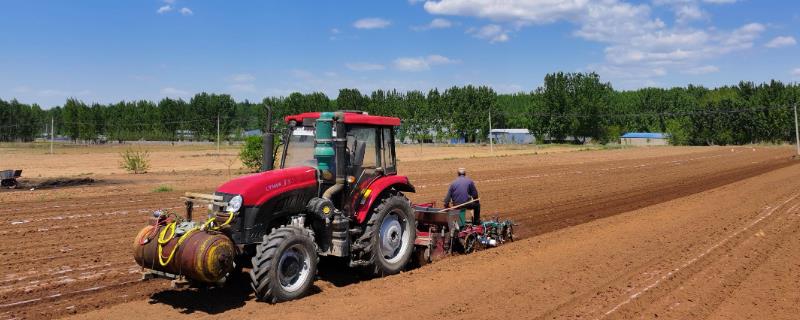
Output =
[{"x1": 461, "y1": 201, "x2": 481, "y2": 225}]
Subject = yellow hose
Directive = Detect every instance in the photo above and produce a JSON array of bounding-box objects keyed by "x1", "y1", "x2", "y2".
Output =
[
  {"x1": 218, "y1": 210, "x2": 236, "y2": 228},
  {"x1": 157, "y1": 228, "x2": 197, "y2": 266},
  {"x1": 156, "y1": 211, "x2": 236, "y2": 267}
]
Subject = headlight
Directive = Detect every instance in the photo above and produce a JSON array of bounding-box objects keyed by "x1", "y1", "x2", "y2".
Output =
[{"x1": 227, "y1": 195, "x2": 243, "y2": 213}]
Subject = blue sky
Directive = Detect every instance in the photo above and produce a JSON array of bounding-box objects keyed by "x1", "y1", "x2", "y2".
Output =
[{"x1": 1, "y1": 0, "x2": 798, "y2": 108}]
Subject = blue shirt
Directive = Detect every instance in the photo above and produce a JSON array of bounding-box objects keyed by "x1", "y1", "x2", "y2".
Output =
[{"x1": 444, "y1": 176, "x2": 478, "y2": 205}]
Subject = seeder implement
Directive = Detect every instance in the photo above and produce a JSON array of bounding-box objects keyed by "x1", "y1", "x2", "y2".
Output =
[{"x1": 412, "y1": 201, "x2": 515, "y2": 266}]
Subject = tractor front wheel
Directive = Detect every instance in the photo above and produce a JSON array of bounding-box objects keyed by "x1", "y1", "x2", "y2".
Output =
[{"x1": 249, "y1": 226, "x2": 317, "y2": 303}]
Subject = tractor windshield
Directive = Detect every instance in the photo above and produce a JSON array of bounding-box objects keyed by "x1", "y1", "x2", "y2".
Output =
[{"x1": 282, "y1": 126, "x2": 317, "y2": 168}]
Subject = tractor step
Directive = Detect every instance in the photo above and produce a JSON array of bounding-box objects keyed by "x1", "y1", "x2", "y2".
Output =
[{"x1": 348, "y1": 260, "x2": 371, "y2": 268}]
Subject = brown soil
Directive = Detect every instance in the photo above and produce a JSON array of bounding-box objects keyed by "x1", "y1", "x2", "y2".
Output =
[
  {"x1": 0, "y1": 145, "x2": 797, "y2": 319},
  {"x1": 0, "y1": 142, "x2": 583, "y2": 178}
]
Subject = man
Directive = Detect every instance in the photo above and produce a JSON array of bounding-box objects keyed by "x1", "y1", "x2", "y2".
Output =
[{"x1": 443, "y1": 167, "x2": 480, "y2": 225}]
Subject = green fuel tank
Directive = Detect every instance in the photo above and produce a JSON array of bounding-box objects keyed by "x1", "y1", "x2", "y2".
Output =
[{"x1": 314, "y1": 112, "x2": 335, "y2": 177}]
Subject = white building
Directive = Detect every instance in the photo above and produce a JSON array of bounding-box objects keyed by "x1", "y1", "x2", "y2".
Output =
[{"x1": 489, "y1": 129, "x2": 535, "y2": 144}]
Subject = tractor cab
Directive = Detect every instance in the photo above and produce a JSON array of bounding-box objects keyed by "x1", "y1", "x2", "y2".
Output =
[{"x1": 281, "y1": 111, "x2": 404, "y2": 214}]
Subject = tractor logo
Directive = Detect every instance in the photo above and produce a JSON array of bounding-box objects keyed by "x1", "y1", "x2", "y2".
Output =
[{"x1": 266, "y1": 178, "x2": 294, "y2": 192}]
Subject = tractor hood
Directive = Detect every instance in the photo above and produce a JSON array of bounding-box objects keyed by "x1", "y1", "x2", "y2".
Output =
[{"x1": 216, "y1": 166, "x2": 318, "y2": 206}]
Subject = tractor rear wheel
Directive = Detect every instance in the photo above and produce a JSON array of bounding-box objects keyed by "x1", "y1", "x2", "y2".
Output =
[
  {"x1": 249, "y1": 226, "x2": 317, "y2": 303},
  {"x1": 357, "y1": 193, "x2": 415, "y2": 276}
]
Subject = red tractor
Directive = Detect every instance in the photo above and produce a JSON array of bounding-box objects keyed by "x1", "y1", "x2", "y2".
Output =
[{"x1": 134, "y1": 111, "x2": 417, "y2": 302}]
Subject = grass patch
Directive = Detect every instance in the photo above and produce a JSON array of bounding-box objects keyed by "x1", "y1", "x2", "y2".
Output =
[
  {"x1": 153, "y1": 185, "x2": 173, "y2": 193},
  {"x1": 119, "y1": 148, "x2": 151, "y2": 174}
]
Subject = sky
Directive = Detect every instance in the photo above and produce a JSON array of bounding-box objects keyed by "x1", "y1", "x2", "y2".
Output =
[{"x1": 1, "y1": 0, "x2": 798, "y2": 108}]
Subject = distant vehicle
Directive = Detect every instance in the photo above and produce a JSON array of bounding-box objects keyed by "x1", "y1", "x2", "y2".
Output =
[{"x1": 0, "y1": 170, "x2": 22, "y2": 188}]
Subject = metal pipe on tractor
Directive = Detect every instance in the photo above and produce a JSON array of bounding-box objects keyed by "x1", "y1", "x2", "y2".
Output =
[{"x1": 261, "y1": 105, "x2": 274, "y2": 172}]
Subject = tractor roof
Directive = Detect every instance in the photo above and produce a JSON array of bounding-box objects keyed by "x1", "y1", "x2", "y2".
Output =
[{"x1": 284, "y1": 111, "x2": 401, "y2": 127}]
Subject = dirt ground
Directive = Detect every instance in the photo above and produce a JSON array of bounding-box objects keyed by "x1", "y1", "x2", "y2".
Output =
[
  {"x1": 0, "y1": 143, "x2": 797, "y2": 319},
  {"x1": 0, "y1": 142, "x2": 584, "y2": 178}
]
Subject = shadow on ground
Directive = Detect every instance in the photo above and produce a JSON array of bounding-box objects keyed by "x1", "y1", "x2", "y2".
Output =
[
  {"x1": 147, "y1": 257, "x2": 377, "y2": 314},
  {"x1": 148, "y1": 273, "x2": 253, "y2": 315}
]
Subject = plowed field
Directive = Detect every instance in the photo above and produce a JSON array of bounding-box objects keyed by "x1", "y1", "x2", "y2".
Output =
[{"x1": 1, "y1": 145, "x2": 797, "y2": 319}]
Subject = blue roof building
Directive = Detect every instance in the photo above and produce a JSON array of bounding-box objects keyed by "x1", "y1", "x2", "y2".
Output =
[
  {"x1": 621, "y1": 132, "x2": 668, "y2": 139},
  {"x1": 620, "y1": 132, "x2": 669, "y2": 146}
]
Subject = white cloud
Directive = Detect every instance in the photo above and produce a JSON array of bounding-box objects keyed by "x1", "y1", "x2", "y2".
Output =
[
  {"x1": 12, "y1": 86, "x2": 31, "y2": 93},
  {"x1": 467, "y1": 24, "x2": 509, "y2": 43},
  {"x1": 682, "y1": 65, "x2": 719, "y2": 75},
  {"x1": 393, "y1": 54, "x2": 458, "y2": 71},
  {"x1": 675, "y1": 4, "x2": 706, "y2": 24},
  {"x1": 354, "y1": 18, "x2": 391, "y2": 29},
  {"x1": 346, "y1": 62, "x2": 386, "y2": 71},
  {"x1": 425, "y1": 0, "x2": 606, "y2": 25},
  {"x1": 157, "y1": 5, "x2": 172, "y2": 14},
  {"x1": 329, "y1": 28, "x2": 342, "y2": 40},
  {"x1": 653, "y1": 1, "x2": 708, "y2": 24},
  {"x1": 37, "y1": 89, "x2": 90, "y2": 97},
  {"x1": 429, "y1": 18, "x2": 453, "y2": 28},
  {"x1": 163, "y1": 0, "x2": 176, "y2": 4},
  {"x1": 426, "y1": 54, "x2": 458, "y2": 64},
  {"x1": 226, "y1": 73, "x2": 256, "y2": 92},
  {"x1": 10, "y1": 86, "x2": 90, "y2": 98},
  {"x1": 718, "y1": 23, "x2": 765, "y2": 52},
  {"x1": 393, "y1": 58, "x2": 430, "y2": 71},
  {"x1": 229, "y1": 83, "x2": 256, "y2": 93},
  {"x1": 228, "y1": 73, "x2": 256, "y2": 82},
  {"x1": 654, "y1": 0, "x2": 736, "y2": 5},
  {"x1": 422, "y1": 0, "x2": 766, "y2": 83},
  {"x1": 180, "y1": 7, "x2": 193, "y2": 16},
  {"x1": 765, "y1": 36, "x2": 797, "y2": 48},
  {"x1": 792, "y1": 68, "x2": 800, "y2": 77},
  {"x1": 413, "y1": 18, "x2": 454, "y2": 31},
  {"x1": 161, "y1": 87, "x2": 189, "y2": 97}
]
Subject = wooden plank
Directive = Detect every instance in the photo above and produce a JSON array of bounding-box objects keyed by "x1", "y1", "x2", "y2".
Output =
[
  {"x1": 180, "y1": 197, "x2": 228, "y2": 207},
  {"x1": 183, "y1": 192, "x2": 223, "y2": 201}
]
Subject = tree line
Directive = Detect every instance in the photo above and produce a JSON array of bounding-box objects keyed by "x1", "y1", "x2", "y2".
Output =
[{"x1": 1, "y1": 72, "x2": 798, "y2": 145}]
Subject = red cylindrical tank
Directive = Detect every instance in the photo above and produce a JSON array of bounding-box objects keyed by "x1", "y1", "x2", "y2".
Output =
[{"x1": 133, "y1": 224, "x2": 236, "y2": 284}]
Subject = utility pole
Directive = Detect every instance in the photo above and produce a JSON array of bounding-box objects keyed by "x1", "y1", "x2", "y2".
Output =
[
  {"x1": 50, "y1": 117, "x2": 54, "y2": 155},
  {"x1": 794, "y1": 103, "x2": 799, "y2": 157},
  {"x1": 488, "y1": 108, "x2": 494, "y2": 154},
  {"x1": 216, "y1": 114, "x2": 221, "y2": 154}
]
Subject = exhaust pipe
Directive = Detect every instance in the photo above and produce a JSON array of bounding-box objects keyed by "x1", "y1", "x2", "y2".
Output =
[
  {"x1": 321, "y1": 112, "x2": 347, "y2": 201},
  {"x1": 261, "y1": 105, "x2": 274, "y2": 172}
]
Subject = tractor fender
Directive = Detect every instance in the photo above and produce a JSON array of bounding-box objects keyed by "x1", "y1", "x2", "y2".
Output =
[{"x1": 354, "y1": 175, "x2": 415, "y2": 224}]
